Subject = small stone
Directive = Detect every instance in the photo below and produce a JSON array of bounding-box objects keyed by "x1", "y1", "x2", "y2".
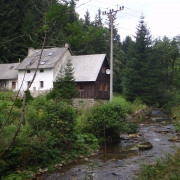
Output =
[
  {"x1": 138, "y1": 141, "x2": 153, "y2": 150},
  {"x1": 168, "y1": 136, "x2": 178, "y2": 142}
]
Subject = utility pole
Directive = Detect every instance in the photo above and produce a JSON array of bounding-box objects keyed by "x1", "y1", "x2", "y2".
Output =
[{"x1": 102, "y1": 6, "x2": 124, "y2": 102}]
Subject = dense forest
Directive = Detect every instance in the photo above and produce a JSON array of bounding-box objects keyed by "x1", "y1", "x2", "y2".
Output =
[{"x1": 1, "y1": 0, "x2": 180, "y2": 107}]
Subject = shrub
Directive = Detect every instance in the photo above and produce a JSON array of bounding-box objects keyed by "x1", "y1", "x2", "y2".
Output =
[
  {"x1": 80, "y1": 103, "x2": 129, "y2": 144},
  {"x1": 25, "y1": 90, "x2": 33, "y2": 103},
  {"x1": 14, "y1": 98, "x2": 22, "y2": 108}
]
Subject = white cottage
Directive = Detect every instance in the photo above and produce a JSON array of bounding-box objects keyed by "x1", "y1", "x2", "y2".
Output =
[
  {"x1": 15, "y1": 46, "x2": 71, "y2": 96},
  {"x1": 0, "y1": 63, "x2": 19, "y2": 91}
]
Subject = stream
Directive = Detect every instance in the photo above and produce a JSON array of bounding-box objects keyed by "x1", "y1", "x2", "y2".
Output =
[{"x1": 43, "y1": 109, "x2": 180, "y2": 180}]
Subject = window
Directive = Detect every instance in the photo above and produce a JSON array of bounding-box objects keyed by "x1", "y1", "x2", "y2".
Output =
[
  {"x1": 78, "y1": 83, "x2": 84, "y2": 90},
  {"x1": 40, "y1": 61, "x2": 46, "y2": 65},
  {"x1": 48, "y1": 52, "x2": 54, "y2": 56},
  {"x1": 104, "y1": 83, "x2": 108, "y2": 91},
  {"x1": 27, "y1": 70, "x2": 31, "y2": 73},
  {"x1": 40, "y1": 81, "x2": 44, "y2": 88},
  {"x1": 12, "y1": 82, "x2": 16, "y2": 89},
  {"x1": 40, "y1": 69, "x2": 44, "y2": 73},
  {"x1": 102, "y1": 66, "x2": 106, "y2": 73},
  {"x1": 99, "y1": 83, "x2": 102, "y2": 91}
]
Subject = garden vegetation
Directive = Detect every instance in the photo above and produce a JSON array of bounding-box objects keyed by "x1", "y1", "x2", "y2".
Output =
[{"x1": 0, "y1": 91, "x2": 140, "y2": 178}]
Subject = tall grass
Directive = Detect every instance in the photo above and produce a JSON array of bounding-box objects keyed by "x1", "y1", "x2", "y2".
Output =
[
  {"x1": 136, "y1": 148, "x2": 180, "y2": 180},
  {"x1": 113, "y1": 93, "x2": 146, "y2": 114}
]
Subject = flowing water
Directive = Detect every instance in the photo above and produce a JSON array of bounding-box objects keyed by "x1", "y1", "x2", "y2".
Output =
[{"x1": 42, "y1": 109, "x2": 179, "y2": 180}]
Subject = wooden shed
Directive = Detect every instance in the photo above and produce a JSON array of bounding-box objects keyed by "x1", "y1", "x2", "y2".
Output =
[{"x1": 69, "y1": 54, "x2": 110, "y2": 100}]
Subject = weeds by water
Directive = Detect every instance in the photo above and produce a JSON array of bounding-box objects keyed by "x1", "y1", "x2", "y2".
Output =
[
  {"x1": 84, "y1": 162, "x2": 98, "y2": 180},
  {"x1": 136, "y1": 148, "x2": 180, "y2": 180}
]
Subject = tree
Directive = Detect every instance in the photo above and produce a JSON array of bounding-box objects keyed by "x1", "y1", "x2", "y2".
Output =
[
  {"x1": 94, "y1": 8, "x2": 103, "y2": 27},
  {"x1": 84, "y1": 10, "x2": 91, "y2": 27},
  {"x1": 0, "y1": 0, "x2": 53, "y2": 63},
  {"x1": 122, "y1": 15, "x2": 153, "y2": 103},
  {"x1": 49, "y1": 58, "x2": 78, "y2": 102}
]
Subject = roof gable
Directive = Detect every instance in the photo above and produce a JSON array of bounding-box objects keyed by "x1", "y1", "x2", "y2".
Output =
[
  {"x1": 66, "y1": 54, "x2": 108, "y2": 82},
  {"x1": 0, "y1": 63, "x2": 19, "y2": 80},
  {"x1": 16, "y1": 47, "x2": 70, "y2": 70}
]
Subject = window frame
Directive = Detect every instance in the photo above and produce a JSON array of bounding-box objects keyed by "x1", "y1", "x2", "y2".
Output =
[
  {"x1": 102, "y1": 66, "x2": 106, "y2": 73},
  {"x1": 99, "y1": 83, "x2": 102, "y2": 91},
  {"x1": 12, "y1": 82, "x2": 16, "y2": 89},
  {"x1": 40, "y1": 81, "x2": 44, "y2": 88},
  {"x1": 78, "y1": 83, "x2": 84, "y2": 91},
  {"x1": 104, "y1": 83, "x2": 108, "y2": 91}
]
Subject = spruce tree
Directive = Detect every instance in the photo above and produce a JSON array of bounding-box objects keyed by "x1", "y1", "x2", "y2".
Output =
[
  {"x1": 50, "y1": 58, "x2": 78, "y2": 103},
  {"x1": 122, "y1": 15, "x2": 153, "y2": 103}
]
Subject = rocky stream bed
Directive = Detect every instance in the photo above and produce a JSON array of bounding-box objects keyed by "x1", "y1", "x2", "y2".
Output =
[{"x1": 41, "y1": 109, "x2": 180, "y2": 180}]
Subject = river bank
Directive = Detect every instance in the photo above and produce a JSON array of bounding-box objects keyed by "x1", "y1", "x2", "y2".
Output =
[{"x1": 41, "y1": 110, "x2": 179, "y2": 180}]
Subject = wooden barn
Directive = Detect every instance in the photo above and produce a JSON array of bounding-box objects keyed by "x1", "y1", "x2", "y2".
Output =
[{"x1": 68, "y1": 54, "x2": 110, "y2": 100}]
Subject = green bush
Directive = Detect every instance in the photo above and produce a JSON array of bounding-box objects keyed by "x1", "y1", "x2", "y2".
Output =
[
  {"x1": 14, "y1": 98, "x2": 22, "y2": 108},
  {"x1": 0, "y1": 93, "x2": 100, "y2": 177},
  {"x1": 25, "y1": 90, "x2": 33, "y2": 103},
  {"x1": 174, "y1": 120, "x2": 180, "y2": 132},
  {"x1": 26, "y1": 97, "x2": 76, "y2": 141},
  {"x1": 79, "y1": 103, "x2": 138, "y2": 144}
]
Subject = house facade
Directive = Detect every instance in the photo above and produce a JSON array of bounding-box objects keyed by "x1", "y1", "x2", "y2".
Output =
[
  {"x1": 0, "y1": 63, "x2": 19, "y2": 91},
  {"x1": 0, "y1": 46, "x2": 110, "y2": 103},
  {"x1": 15, "y1": 47, "x2": 71, "y2": 96},
  {"x1": 67, "y1": 54, "x2": 110, "y2": 100}
]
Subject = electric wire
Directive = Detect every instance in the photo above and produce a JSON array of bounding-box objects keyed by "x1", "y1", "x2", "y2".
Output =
[{"x1": 75, "y1": 0, "x2": 176, "y2": 39}]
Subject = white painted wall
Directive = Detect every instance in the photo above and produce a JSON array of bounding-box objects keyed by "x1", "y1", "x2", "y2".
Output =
[
  {"x1": 17, "y1": 49, "x2": 72, "y2": 93},
  {"x1": 18, "y1": 68, "x2": 54, "y2": 91},
  {"x1": 2, "y1": 79, "x2": 18, "y2": 91}
]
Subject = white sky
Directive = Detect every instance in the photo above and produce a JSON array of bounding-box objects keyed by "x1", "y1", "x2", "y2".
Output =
[{"x1": 75, "y1": 0, "x2": 180, "y2": 41}]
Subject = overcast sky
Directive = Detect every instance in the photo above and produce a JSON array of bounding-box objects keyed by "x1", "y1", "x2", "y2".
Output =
[{"x1": 75, "y1": 0, "x2": 180, "y2": 41}]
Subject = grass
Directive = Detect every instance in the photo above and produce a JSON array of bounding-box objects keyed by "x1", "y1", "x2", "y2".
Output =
[
  {"x1": 113, "y1": 93, "x2": 130, "y2": 106},
  {"x1": 136, "y1": 148, "x2": 180, "y2": 180},
  {"x1": 113, "y1": 93, "x2": 146, "y2": 114}
]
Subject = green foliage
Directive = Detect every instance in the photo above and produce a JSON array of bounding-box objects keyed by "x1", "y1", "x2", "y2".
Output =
[
  {"x1": 26, "y1": 96, "x2": 76, "y2": 140},
  {"x1": 25, "y1": 90, "x2": 33, "y2": 103},
  {"x1": 78, "y1": 103, "x2": 139, "y2": 144},
  {"x1": 174, "y1": 120, "x2": 180, "y2": 132},
  {"x1": 113, "y1": 94, "x2": 146, "y2": 114},
  {"x1": 14, "y1": 98, "x2": 22, "y2": 108},
  {"x1": 4, "y1": 171, "x2": 33, "y2": 180},
  {"x1": 122, "y1": 15, "x2": 153, "y2": 103},
  {"x1": 73, "y1": 133, "x2": 98, "y2": 155},
  {"x1": 0, "y1": 94, "x2": 21, "y2": 127},
  {"x1": 48, "y1": 58, "x2": 78, "y2": 103},
  {"x1": 136, "y1": 149, "x2": 180, "y2": 180},
  {"x1": 0, "y1": 91, "x2": 99, "y2": 177}
]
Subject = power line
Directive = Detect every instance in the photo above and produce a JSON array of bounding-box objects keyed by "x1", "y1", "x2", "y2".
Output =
[
  {"x1": 76, "y1": 1, "x2": 177, "y2": 39},
  {"x1": 76, "y1": 0, "x2": 154, "y2": 18}
]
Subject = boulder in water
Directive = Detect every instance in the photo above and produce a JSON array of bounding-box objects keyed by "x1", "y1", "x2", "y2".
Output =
[{"x1": 138, "y1": 141, "x2": 153, "y2": 150}]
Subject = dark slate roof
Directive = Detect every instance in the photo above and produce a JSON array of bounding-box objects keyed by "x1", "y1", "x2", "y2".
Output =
[
  {"x1": 65, "y1": 54, "x2": 107, "y2": 82},
  {"x1": 0, "y1": 63, "x2": 19, "y2": 80},
  {"x1": 16, "y1": 47, "x2": 69, "y2": 70}
]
